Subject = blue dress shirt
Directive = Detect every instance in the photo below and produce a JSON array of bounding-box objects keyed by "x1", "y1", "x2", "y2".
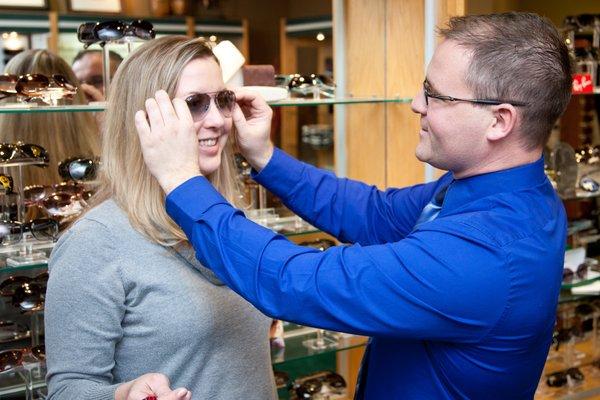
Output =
[{"x1": 166, "y1": 148, "x2": 566, "y2": 399}]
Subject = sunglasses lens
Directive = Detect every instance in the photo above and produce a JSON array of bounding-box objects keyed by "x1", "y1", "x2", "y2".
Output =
[
  {"x1": 13, "y1": 282, "x2": 44, "y2": 311},
  {"x1": 0, "y1": 349, "x2": 23, "y2": 372},
  {"x1": 29, "y1": 218, "x2": 59, "y2": 242},
  {"x1": 52, "y1": 74, "x2": 76, "y2": 91},
  {"x1": 131, "y1": 20, "x2": 155, "y2": 39},
  {"x1": 0, "y1": 221, "x2": 21, "y2": 245},
  {"x1": 59, "y1": 158, "x2": 96, "y2": 181},
  {"x1": 95, "y1": 21, "x2": 125, "y2": 41},
  {"x1": 562, "y1": 268, "x2": 574, "y2": 283},
  {"x1": 42, "y1": 193, "x2": 75, "y2": 215},
  {"x1": 0, "y1": 174, "x2": 13, "y2": 194},
  {"x1": 0, "y1": 74, "x2": 17, "y2": 94},
  {"x1": 16, "y1": 74, "x2": 50, "y2": 96},
  {"x1": 0, "y1": 276, "x2": 30, "y2": 297},
  {"x1": 18, "y1": 143, "x2": 49, "y2": 163},
  {"x1": 215, "y1": 90, "x2": 236, "y2": 117},
  {"x1": 185, "y1": 93, "x2": 211, "y2": 120},
  {"x1": 77, "y1": 22, "x2": 98, "y2": 44},
  {"x1": 0, "y1": 144, "x2": 16, "y2": 162},
  {"x1": 24, "y1": 185, "x2": 48, "y2": 204},
  {"x1": 31, "y1": 344, "x2": 45, "y2": 361}
]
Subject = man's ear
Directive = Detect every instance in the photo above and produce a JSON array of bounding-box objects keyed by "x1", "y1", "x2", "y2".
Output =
[{"x1": 486, "y1": 104, "x2": 518, "y2": 142}]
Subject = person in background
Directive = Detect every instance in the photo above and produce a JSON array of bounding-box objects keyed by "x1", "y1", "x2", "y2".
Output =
[
  {"x1": 45, "y1": 36, "x2": 277, "y2": 400},
  {"x1": 136, "y1": 12, "x2": 572, "y2": 399},
  {"x1": 72, "y1": 49, "x2": 123, "y2": 101},
  {"x1": 0, "y1": 49, "x2": 100, "y2": 186}
]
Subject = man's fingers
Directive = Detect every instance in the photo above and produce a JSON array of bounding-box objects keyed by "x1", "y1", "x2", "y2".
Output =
[{"x1": 80, "y1": 83, "x2": 105, "y2": 102}]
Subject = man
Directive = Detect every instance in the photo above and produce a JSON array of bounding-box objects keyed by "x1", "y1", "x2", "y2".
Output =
[
  {"x1": 136, "y1": 12, "x2": 571, "y2": 399},
  {"x1": 72, "y1": 49, "x2": 122, "y2": 101}
]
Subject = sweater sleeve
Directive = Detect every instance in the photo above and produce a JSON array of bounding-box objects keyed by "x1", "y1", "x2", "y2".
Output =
[{"x1": 45, "y1": 220, "x2": 126, "y2": 400}]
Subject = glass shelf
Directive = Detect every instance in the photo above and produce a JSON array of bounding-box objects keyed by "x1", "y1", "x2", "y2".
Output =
[
  {"x1": 271, "y1": 332, "x2": 367, "y2": 366},
  {"x1": 0, "y1": 96, "x2": 411, "y2": 114},
  {"x1": 268, "y1": 96, "x2": 412, "y2": 107},
  {"x1": 0, "y1": 103, "x2": 106, "y2": 114},
  {"x1": 561, "y1": 190, "x2": 600, "y2": 201}
]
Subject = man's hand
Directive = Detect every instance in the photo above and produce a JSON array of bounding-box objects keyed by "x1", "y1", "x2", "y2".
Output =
[
  {"x1": 231, "y1": 89, "x2": 274, "y2": 171},
  {"x1": 135, "y1": 90, "x2": 201, "y2": 195},
  {"x1": 115, "y1": 373, "x2": 191, "y2": 400},
  {"x1": 80, "y1": 83, "x2": 105, "y2": 102}
]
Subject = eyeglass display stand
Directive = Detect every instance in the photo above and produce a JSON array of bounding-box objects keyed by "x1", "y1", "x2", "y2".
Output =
[
  {"x1": 6, "y1": 164, "x2": 48, "y2": 267},
  {"x1": 302, "y1": 329, "x2": 338, "y2": 351},
  {"x1": 101, "y1": 38, "x2": 139, "y2": 96}
]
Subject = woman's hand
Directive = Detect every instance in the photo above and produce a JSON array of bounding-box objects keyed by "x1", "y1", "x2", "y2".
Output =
[
  {"x1": 135, "y1": 90, "x2": 201, "y2": 195},
  {"x1": 115, "y1": 373, "x2": 191, "y2": 400},
  {"x1": 231, "y1": 89, "x2": 274, "y2": 171}
]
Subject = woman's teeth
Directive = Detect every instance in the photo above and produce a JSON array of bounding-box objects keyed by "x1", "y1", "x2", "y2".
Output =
[{"x1": 199, "y1": 138, "x2": 217, "y2": 147}]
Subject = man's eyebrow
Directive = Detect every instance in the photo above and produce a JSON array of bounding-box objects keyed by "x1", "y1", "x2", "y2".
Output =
[{"x1": 424, "y1": 78, "x2": 439, "y2": 92}]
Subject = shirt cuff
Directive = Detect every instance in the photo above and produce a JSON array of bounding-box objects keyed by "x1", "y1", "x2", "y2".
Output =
[
  {"x1": 166, "y1": 175, "x2": 230, "y2": 238},
  {"x1": 252, "y1": 147, "x2": 305, "y2": 198}
]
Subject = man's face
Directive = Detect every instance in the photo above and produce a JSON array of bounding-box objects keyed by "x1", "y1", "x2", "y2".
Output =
[
  {"x1": 72, "y1": 52, "x2": 118, "y2": 94},
  {"x1": 410, "y1": 39, "x2": 494, "y2": 174}
]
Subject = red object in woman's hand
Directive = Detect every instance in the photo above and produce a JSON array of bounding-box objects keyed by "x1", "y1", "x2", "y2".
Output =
[{"x1": 143, "y1": 396, "x2": 157, "y2": 400}]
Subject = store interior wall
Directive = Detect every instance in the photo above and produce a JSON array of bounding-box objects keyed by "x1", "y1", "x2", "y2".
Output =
[{"x1": 466, "y1": 0, "x2": 600, "y2": 25}]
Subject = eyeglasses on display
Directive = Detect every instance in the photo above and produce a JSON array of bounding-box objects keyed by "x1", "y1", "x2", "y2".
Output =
[
  {"x1": 0, "y1": 218, "x2": 59, "y2": 246},
  {"x1": 546, "y1": 367, "x2": 584, "y2": 387},
  {"x1": 0, "y1": 345, "x2": 45, "y2": 373},
  {"x1": 0, "y1": 142, "x2": 49, "y2": 166},
  {"x1": 292, "y1": 370, "x2": 347, "y2": 399}
]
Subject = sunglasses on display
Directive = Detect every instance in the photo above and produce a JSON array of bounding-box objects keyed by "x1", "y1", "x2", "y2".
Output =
[
  {"x1": 24, "y1": 181, "x2": 91, "y2": 205},
  {"x1": 58, "y1": 157, "x2": 98, "y2": 181},
  {"x1": 293, "y1": 371, "x2": 347, "y2": 399},
  {"x1": 0, "y1": 321, "x2": 30, "y2": 343},
  {"x1": 284, "y1": 73, "x2": 336, "y2": 98},
  {"x1": 0, "y1": 142, "x2": 49, "y2": 166},
  {"x1": 184, "y1": 90, "x2": 236, "y2": 121},
  {"x1": 0, "y1": 74, "x2": 77, "y2": 106},
  {"x1": 562, "y1": 263, "x2": 588, "y2": 283},
  {"x1": 0, "y1": 345, "x2": 45, "y2": 373},
  {"x1": 0, "y1": 174, "x2": 13, "y2": 194},
  {"x1": 78, "y1": 20, "x2": 155, "y2": 48},
  {"x1": 546, "y1": 367, "x2": 584, "y2": 387},
  {"x1": 422, "y1": 80, "x2": 528, "y2": 107},
  {"x1": 0, "y1": 272, "x2": 48, "y2": 298},
  {"x1": 0, "y1": 218, "x2": 59, "y2": 246}
]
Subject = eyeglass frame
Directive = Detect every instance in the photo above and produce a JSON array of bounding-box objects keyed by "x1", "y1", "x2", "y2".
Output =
[{"x1": 422, "y1": 80, "x2": 529, "y2": 107}]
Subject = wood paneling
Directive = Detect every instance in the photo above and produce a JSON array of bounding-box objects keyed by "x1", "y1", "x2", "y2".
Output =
[
  {"x1": 344, "y1": 0, "x2": 387, "y2": 188},
  {"x1": 386, "y1": 0, "x2": 424, "y2": 187}
]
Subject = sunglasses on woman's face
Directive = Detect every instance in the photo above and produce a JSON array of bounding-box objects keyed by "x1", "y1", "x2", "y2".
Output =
[{"x1": 184, "y1": 90, "x2": 236, "y2": 121}]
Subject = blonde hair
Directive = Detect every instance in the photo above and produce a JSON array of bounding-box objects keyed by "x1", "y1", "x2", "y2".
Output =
[
  {"x1": 0, "y1": 49, "x2": 100, "y2": 186},
  {"x1": 95, "y1": 36, "x2": 242, "y2": 246}
]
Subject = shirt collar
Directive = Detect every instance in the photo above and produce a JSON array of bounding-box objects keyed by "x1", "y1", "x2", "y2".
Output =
[{"x1": 441, "y1": 156, "x2": 548, "y2": 215}]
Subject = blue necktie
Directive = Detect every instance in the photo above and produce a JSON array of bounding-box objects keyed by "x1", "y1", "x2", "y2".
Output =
[
  {"x1": 413, "y1": 183, "x2": 450, "y2": 228},
  {"x1": 354, "y1": 182, "x2": 451, "y2": 399}
]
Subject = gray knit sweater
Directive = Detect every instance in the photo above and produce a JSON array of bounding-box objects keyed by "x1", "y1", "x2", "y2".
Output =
[{"x1": 44, "y1": 200, "x2": 277, "y2": 400}]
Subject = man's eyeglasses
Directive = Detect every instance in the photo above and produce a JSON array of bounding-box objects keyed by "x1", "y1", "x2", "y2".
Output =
[
  {"x1": 422, "y1": 80, "x2": 528, "y2": 107},
  {"x1": 184, "y1": 90, "x2": 236, "y2": 121}
]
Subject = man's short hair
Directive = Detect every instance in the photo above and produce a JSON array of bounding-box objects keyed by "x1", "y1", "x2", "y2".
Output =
[
  {"x1": 72, "y1": 49, "x2": 123, "y2": 66},
  {"x1": 440, "y1": 12, "x2": 572, "y2": 149}
]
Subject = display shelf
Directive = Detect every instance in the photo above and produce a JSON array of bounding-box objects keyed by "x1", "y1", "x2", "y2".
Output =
[
  {"x1": 561, "y1": 190, "x2": 600, "y2": 201},
  {"x1": 0, "y1": 96, "x2": 411, "y2": 114},
  {"x1": 0, "y1": 365, "x2": 46, "y2": 397},
  {"x1": 268, "y1": 96, "x2": 412, "y2": 107},
  {"x1": 0, "y1": 103, "x2": 106, "y2": 114},
  {"x1": 271, "y1": 332, "x2": 367, "y2": 366}
]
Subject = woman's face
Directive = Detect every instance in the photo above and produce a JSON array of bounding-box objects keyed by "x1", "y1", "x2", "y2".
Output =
[{"x1": 174, "y1": 57, "x2": 232, "y2": 176}]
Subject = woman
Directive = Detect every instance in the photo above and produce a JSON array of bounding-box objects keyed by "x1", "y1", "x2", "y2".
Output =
[
  {"x1": 44, "y1": 36, "x2": 277, "y2": 400},
  {"x1": 0, "y1": 49, "x2": 100, "y2": 186}
]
